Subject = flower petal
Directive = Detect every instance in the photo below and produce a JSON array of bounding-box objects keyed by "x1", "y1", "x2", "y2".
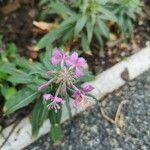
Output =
[
  {"x1": 43, "y1": 94, "x2": 52, "y2": 101},
  {"x1": 72, "y1": 100, "x2": 78, "y2": 109},
  {"x1": 70, "y1": 52, "x2": 78, "y2": 63},
  {"x1": 75, "y1": 67, "x2": 84, "y2": 77},
  {"x1": 78, "y1": 57, "x2": 86, "y2": 66},
  {"x1": 72, "y1": 90, "x2": 81, "y2": 98},
  {"x1": 51, "y1": 49, "x2": 62, "y2": 64},
  {"x1": 83, "y1": 85, "x2": 94, "y2": 93},
  {"x1": 54, "y1": 96, "x2": 65, "y2": 104},
  {"x1": 53, "y1": 49, "x2": 62, "y2": 58},
  {"x1": 51, "y1": 57, "x2": 60, "y2": 64}
]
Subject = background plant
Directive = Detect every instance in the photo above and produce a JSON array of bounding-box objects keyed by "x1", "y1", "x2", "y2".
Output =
[
  {"x1": 111, "y1": 0, "x2": 143, "y2": 36},
  {"x1": 37, "y1": 0, "x2": 143, "y2": 53},
  {"x1": 1, "y1": 47, "x2": 94, "y2": 141},
  {"x1": 37, "y1": 0, "x2": 118, "y2": 53},
  {"x1": 0, "y1": 35, "x2": 18, "y2": 108}
]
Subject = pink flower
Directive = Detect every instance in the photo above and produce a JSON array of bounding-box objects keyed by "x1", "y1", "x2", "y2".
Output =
[
  {"x1": 83, "y1": 85, "x2": 94, "y2": 93},
  {"x1": 53, "y1": 96, "x2": 65, "y2": 104},
  {"x1": 43, "y1": 94, "x2": 65, "y2": 104},
  {"x1": 43, "y1": 94, "x2": 52, "y2": 101},
  {"x1": 51, "y1": 49, "x2": 69, "y2": 66},
  {"x1": 67, "y1": 52, "x2": 86, "y2": 77},
  {"x1": 72, "y1": 85, "x2": 94, "y2": 108},
  {"x1": 72, "y1": 90, "x2": 84, "y2": 108}
]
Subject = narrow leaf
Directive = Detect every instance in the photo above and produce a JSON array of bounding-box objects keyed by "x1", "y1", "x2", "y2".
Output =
[
  {"x1": 74, "y1": 15, "x2": 87, "y2": 36},
  {"x1": 32, "y1": 100, "x2": 48, "y2": 137},
  {"x1": 5, "y1": 88, "x2": 39, "y2": 114}
]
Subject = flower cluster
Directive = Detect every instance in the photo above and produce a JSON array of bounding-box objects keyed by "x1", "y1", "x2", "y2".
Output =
[{"x1": 38, "y1": 49, "x2": 94, "y2": 112}]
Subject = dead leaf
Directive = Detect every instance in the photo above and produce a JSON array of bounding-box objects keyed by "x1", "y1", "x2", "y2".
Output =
[
  {"x1": 107, "y1": 21, "x2": 115, "y2": 28},
  {"x1": 33, "y1": 21, "x2": 58, "y2": 32},
  {"x1": 0, "y1": 2, "x2": 20, "y2": 15},
  {"x1": 115, "y1": 113, "x2": 125, "y2": 128},
  {"x1": 131, "y1": 38, "x2": 138, "y2": 49},
  {"x1": 27, "y1": 51, "x2": 38, "y2": 59},
  {"x1": 120, "y1": 43, "x2": 128, "y2": 49},
  {"x1": 110, "y1": 33, "x2": 117, "y2": 41},
  {"x1": 27, "y1": 45, "x2": 39, "y2": 52}
]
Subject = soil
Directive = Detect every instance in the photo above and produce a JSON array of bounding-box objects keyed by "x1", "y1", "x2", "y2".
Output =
[{"x1": 0, "y1": 0, "x2": 150, "y2": 131}]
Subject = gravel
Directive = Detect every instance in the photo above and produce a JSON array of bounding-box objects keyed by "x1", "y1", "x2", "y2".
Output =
[{"x1": 24, "y1": 70, "x2": 150, "y2": 150}]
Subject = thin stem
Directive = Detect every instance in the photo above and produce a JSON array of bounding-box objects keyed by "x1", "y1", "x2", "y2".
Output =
[{"x1": 66, "y1": 94, "x2": 72, "y2": 121}]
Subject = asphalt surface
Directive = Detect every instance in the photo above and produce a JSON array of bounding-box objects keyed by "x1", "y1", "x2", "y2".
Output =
[{"x1": 24, "y1": 70, "x2": 150, "y2": 150}]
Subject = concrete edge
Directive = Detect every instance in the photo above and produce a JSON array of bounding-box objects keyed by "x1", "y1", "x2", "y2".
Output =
[{"x1": 0, "y1": 46, "x2": 150, "y2": 150}]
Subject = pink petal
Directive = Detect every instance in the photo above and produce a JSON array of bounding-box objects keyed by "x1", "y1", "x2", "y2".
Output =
[
  {"x1": 53, "y1": 49, "x2": 62, "y2": 58},
  {"x1": 51, "y1": 49, "x2": 62, "y2": 64},
  {"x1": 75, "y1": 67, "x2": 84, "y2": 77},
  {"x1": 83, "y1": 85, "x2": 94, "y2": 93},
  {"x1": 70, "y1": 52, "x2": 78, "y2": 63},
  {"x1": 54, "y1": 97, "x2": 65, "y2": 104},
  {"x1": 78, "y1": 57, "x2": 86, "y2": 66},
  {"x1": 72, "y1": 100, "x2": 78, "y2": 109},
  {"x1": 43, "y1": 94, "x2": 52, "y2": 101},
  {"x1": 65, "y1": 58, "x2": 73, "y2": 66},
  {"x1": 51, "y1": 57, "x2": 60, "y2": 64},
  {"x1": 72, "y1": 90, "x2": 81, "y2": 98}
]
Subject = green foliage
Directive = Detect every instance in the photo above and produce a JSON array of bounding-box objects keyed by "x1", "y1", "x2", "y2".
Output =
[
  {"x1": 1, "y1": 47, "x2": 94, "y2": 142},
  {"x1": 5, "y1": 88, "x2": 39, "y2": 114},
  {"x1": 37, "y1": 0, "x2": 117, "y2": 52},
  {"x1": 112, "y1": 0, "x2": 143, "y2": 36},
  {"x1": 0, "y1": 35, "x2": 18, "y2": 101},
  {"x1": 38, "y1": 0, "x2": 143, "y2": 52},
  {"x1": 32, "y1": 99, "x2": 49, "y2": 137},
  {"x1": 49, "y1": 108, "x2": 63, "y2": 141}
]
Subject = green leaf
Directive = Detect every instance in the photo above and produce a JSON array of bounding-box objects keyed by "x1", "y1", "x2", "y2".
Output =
[
  {"x1": 65, "y1": 94, "x2": 72, "y2": 121},
  {"x1": 61, "y1": 27, "x2": 74, "y2": 44},
  {"x1": 48, "y1": 108, "x2": 62, "y2": 125},
  {"x1": 1, "y1": 87, "x2": 17, "y2": 101},
  {"x1": 50, "y1": 124, "x2": 63, "y2": 142},
  {"x1": 48, "y1": 108, "x2": 63, "y2": 141},
  {"x1": 7, "y1": 73, "x2": 32, "y2": 84},
  {"x1": 50, "y1": 0, "x2": 74, "y2": 16},
  {"x1": 37, "y1": 25, "x2": 70, "y2": 49},
  {"x1": 37, "y1": 29, "x2": 61, "y2": 49},
  {"x1": 32, "y1": 99, "x2": 48, "y2": 137},
  {"x1": 97, "y1": 19, "x2": 110, "y2": 39},
  {"x1": 5, "y1": 88, "x2": 39, "y2": 114},
  {"x1": 74, "y1": 15, "x2": 87, "y2": 36},
  {"x1": 0, "y1": 63, "x2": 16, "y2": 74},
  {"x1": 81, "y1": 32, "x2": 90, "y2": 52},
  {"x1": 39, "y1": 46, "x2": 53, "y2": 70},
  {"x1": 86, "y1": 18, "x2": 94, "y2": 44},
  {"x1": 39, "y1": 0, "x2": 50, "y2": 6},
  {"x1": 94, "y1": 27, "x2": 104, "y2": 47},
  {"x1": 15, "y1": 57, "x2": 34, "y2": 71},
  {"x1": 7, "y1": 43, "x2": 17, "y2": 55},
  {"x1": 99, "y1": 7, "x2": 118, "y2": 22},
  {"x1": 80, "y1": 71, "x2": 95, "y2": 82}
]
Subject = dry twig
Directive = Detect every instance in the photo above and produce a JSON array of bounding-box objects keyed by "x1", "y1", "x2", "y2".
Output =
[{"x1": 101, "y1": 100, "x2": 129, "y2": 126}]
